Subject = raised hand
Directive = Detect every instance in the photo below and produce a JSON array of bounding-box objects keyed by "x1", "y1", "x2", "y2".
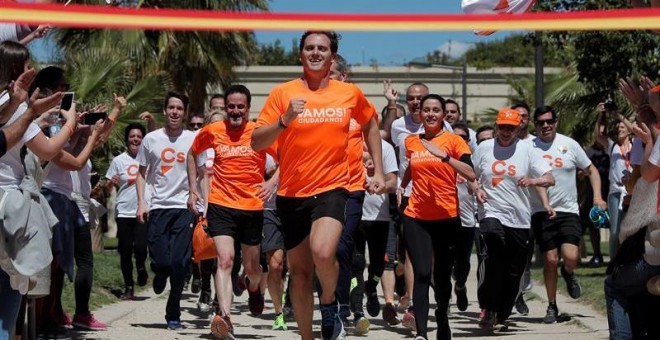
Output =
[
  {"x1": 28, "y1": 88, "x2": 63, "y2": 119},
  {"x1": 283, "y1": 98, "x2": 306, "y2": 125},
  {"x1": 383, "y1": 80, "x2": 399, "y2": 102},
  {"x1": 113, "y1": 93, "x2": 127, "y2": 111},
  {"x1": 9, "y1": 68, "x2": 37, "y2": 103}
]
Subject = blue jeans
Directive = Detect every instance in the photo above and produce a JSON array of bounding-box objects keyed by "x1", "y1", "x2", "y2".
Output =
[
  {"x1": 336, "y1": 190, "x2": 365, "y2": 319},
  {"x1": 605, "y1": 258, "x2": 660, "y2": 339},
  {"x1": 607, "y1": 192, "x2": 625, "y2": 259},
  {"x1": 0, "y1": 269, "x2": 22, "y2": 340}
]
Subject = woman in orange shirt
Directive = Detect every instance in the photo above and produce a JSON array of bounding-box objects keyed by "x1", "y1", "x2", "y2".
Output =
[{"x1": 399, "y1": 94, "x2": 476, "y2": 340}]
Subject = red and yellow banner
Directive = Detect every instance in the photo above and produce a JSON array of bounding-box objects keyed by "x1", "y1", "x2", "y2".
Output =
[{"x1": 0, "y1": 2, "x2": 659, "y2": 31}]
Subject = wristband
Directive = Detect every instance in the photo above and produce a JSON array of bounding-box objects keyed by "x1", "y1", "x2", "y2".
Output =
[
  {"x1": 441, "y1": 154, "x2": 451, "y2": 162},
  {"x1": 64, "y1": 124, "x2": 74, "y2": 136},
  {"x1": 278, "y1": 116, "x2": 288, "y2": 129}
]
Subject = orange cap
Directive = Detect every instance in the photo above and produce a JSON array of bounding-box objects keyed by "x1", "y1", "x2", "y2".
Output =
[{"x1": 495, "y1": 108, "x2": 522, "y2": 126}]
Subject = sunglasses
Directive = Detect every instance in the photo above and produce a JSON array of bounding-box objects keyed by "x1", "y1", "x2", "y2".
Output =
[
  {"x1": 189, "y1": 123, "x2": 203, "y2": 128},
  {"x1": 536, "y1": 119, "x2": 557, "y2": 126}
]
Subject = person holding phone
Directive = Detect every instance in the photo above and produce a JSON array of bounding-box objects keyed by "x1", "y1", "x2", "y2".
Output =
[{"x1": 0, "y1": 41, "x2": 88, "y2": 340}]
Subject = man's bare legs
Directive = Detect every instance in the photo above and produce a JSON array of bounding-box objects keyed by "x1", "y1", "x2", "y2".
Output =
[
  {"x1": 288, "y1": 217, "x2": 343, "y2": 340},
  {"x1": 266, "y1": 249, "x2": 285, "y2": 314},
  {"x1": 213, "y1": 236, "x2": 236, "y2": 317}
]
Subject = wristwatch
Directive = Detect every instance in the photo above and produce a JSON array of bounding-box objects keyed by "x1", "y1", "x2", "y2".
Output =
[{"x1": 441, "y1": 154, "x2": 451, "y2": 162}]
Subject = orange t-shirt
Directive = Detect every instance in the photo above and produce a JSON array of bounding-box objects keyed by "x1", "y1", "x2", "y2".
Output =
[
  {"x1": 348, "y1": 101, "x2": 377, "y2": 192},
  {"x1": 404, "y1": 132, "x2": 472, "y2": 220},
  {"x1": 256, "y1": 79, "x2": 374, "y2": 197},
  {"x1": 191, "y1": 121, "x2": 273, "y2": 211}
]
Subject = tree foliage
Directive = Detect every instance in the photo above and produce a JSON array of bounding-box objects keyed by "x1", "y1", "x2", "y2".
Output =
[
  {"x1": 463, "y1": 35, "x2": 571, "y2": 69},
  {"x1": 254, "y1": 39, "x2": 301, "y2": 66},
  {"x1": 537, "y1": 0, "x2": 660, "y2": 93}
]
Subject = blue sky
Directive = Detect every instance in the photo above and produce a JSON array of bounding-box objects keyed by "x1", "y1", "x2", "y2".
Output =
[
  {"x1": 255, "y1": 0, "x2": 511, "y2": 65},
  {"x1": 30, "y1": 0, "x2": 516, "y2": 65}
]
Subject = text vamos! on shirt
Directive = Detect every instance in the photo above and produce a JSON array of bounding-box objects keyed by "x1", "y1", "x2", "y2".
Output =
[{"x1": 297, "y1": 107, "x2": 348, "y2": 124}]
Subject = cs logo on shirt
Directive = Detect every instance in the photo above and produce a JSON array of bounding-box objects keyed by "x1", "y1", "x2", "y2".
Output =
[
  {"x1": 543, "y1": 155, "x2": 563, "y2": 168},
  {"x1": 160, "y1": 147, "x2": 185, "y2": 175},
  {"x1": 127, "y1": 164, "x2": 138, "y2": 185},
  {"x1": 491, "y1": 160, "x2": 516, "y2": 186}
]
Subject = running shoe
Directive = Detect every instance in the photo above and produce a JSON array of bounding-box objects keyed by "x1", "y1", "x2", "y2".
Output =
[
  {"x1": 382, "y1": 302, "x2": 400, "y2": 325},
  {"x1": 211, "y1": 314, "x2": 234, "y2": 339},
  {"x1": 454, "y1": 285, "x2": 468, "y2": 312},
  {"x1": 167, "y1": 320, "x2": 182, "y2": 330},
  {"x1": 320, "y1": 302, "x2": 345, "y2": 340},
  {"x1": 561, "y1": 265, "x2": 582, "y2": 299},
  {"x1": 514, "y1": 294, "x2": 529, "y2": 315},
  {"x1": 478, "y1": 310, "x2": 497, "y2": 330},
  {"x1": 246, "y1": 278, "x2": 265, "y2": 317},
  {"x1": 402, "y1": 308, "x2": 416, "y2": 331},
  {"x1": 543, "y1": 303, "x2": 559, "y2": 324},
  {"x1": 191, "y1": 278, "x2": 201, "y2": 294},
  {"x1": 272, "y1": 312, "x2": 287, "y2": 330},
  {"x1": 152, "y1": 273, "x2": 167, "y2": 295},
  {"x1": 365, "y1": 279, "x2": 380, "y2": 317},
  {"x1": 120, "y1": 286, "x2": 134, "y2": 301},
  {"x1": 353, "y1": 312, "x2": 370, "y2": 335},
  {"x1": 72, "y1": 313, "x2": 107, "y2": 331}
]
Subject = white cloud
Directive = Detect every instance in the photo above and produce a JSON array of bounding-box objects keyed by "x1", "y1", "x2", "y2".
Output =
[{"x1": 436, "y1": 41, "x2": 475, "y2": 59}]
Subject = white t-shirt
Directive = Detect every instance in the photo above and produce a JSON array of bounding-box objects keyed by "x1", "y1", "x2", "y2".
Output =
[
  {"x1": 0, "y1": 103, "x2": 41, "y2": 190},
  {"x1": 607, "y1": 138, "x2": 631, "y2": 195},
  {"x1": 362, "y1": 140, "x2": 399, "y2": 221},
  {"x1": 630, "y1": 137, "x2": 644, "y2": 167},
  {"x1": 473, "y1": 138, "x2": 551, "y2": 229},
  {"x1": 105, "y1": 152, "x2": 140, "y2": 218},
  {"x1": 137, "y1": 128, "x2": 196, "y2": 210},
  {"x1": 264, "y1": 154, "x2": 277, "y2": 211},
  {"x1": 71, "y1": 161, "x2": 92, "y2": 222},
  {"x1": 391, "y1": 115, "x2": 452, "y2": 196},
  {"x1": 530, "y1": 133, "x2": 592, "y2": 214},
  {"x1": 648, "y1": 137, "x2": 660, "y2": 167},
  {"x1": 42, "y1": 164, "x2": 75, "y2": 199},
  {"x1": 0, "y1": 24, "x2": 32, "y2": 43},
  {"x1": 468, "y1": 127, "x2": 478, "y2": 152},
  {"x1": 457, "y1": 175, "x2": 476, "y2": 228}
]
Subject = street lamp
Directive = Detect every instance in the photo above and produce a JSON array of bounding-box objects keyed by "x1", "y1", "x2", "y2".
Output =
[{"x1": 407, "y1": 57, "x2": 468, "y2": 124}]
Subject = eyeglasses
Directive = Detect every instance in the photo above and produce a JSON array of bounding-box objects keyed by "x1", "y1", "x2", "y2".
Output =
[
  {"x1": 535, "y1": 119, "x2": 557, "y2": 126},
  {"x1": 496, "y1": 124, "x2": 517, "y2": 131},
  {"x1": 189, "y1": 123, "x2": 203, "y2": 128}
]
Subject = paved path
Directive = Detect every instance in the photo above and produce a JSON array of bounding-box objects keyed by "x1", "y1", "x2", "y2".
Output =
[{"x1": 75, "y1": 255, "x2": 609, "y2": 339}]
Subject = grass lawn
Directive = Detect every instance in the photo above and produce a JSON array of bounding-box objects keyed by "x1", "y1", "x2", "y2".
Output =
[
  {"x1": 60, "y1": 237, "x2": 149, "y2": 314},
  {"x1": 530, "y1": 238, "x2": 609, "y2": 314}
]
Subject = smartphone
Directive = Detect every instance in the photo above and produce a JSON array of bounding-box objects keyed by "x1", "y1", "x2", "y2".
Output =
[
  {"x1": 60, "y1": 92, "x2": 74, "y2": 111},
  {"x1": 84, "y1": 111, "x2": 108, "y2": 125}
]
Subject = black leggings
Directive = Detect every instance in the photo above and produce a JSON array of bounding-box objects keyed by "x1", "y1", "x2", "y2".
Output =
[
  {"x1": 403, "y1": 216, "x2": 461, "y2": 339},
  {"x1": 351, "y1": 220, "x2": 390, "y2": 311},
  {"x1": 116, "y1": 217, "x2": 148, "y2": 287},
  {"x1": 74, "y1": 222, "x2": 94, "y2": 315}
]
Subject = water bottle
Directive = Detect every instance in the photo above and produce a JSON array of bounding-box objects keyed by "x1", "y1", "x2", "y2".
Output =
[{"x1": 49, "y1": 113, "x2": 62, "y2": 136}]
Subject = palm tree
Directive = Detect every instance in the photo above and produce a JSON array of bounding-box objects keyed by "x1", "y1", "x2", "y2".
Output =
[{"x1": 54, "y1": 0, "x2": 269, "y2": 113}]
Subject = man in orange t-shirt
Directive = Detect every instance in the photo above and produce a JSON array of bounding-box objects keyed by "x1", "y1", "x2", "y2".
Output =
[
  {"x1": 187, "y1": 85, "x2": 276, "y2": 339},
  {"x1": 251, "y1": 31, "x2": 385, "y2": 340}
]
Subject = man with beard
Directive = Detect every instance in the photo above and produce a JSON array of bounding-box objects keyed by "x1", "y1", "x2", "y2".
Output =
[
  {"x1": 530, "y1": 106, "x2": 606, "y2": 323},
  {"x1": 252, "y1": 31, "x2": 385, "y2": 340},
  {"x1": 188, "y1": 85, "x2": 275, "y2": 339},
  {"x1": 136, "y1": 91, "x2": 197, "y2": 331}
]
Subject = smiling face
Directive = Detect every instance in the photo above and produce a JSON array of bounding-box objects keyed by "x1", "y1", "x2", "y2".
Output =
[
  {"x1": 496, "y1": 124, "x2": 519, "y2": 146},
  {"x1": 420, "y1": 98, "x2": 445, "y2": 134},
  {"x1": 535, "y1": 111, "x2": 557, "y2": 142},
  {"x1": 406, "y1": 85, "x2": 429, "y2": 119},
  {"x1": 300, "y1": 33, "x2": 335, "y2": 77},
  {"x1": 616, "y1": 121, "x2": 630, "y2": 142},
  {"x1": 126, "y1": 128, "x2": 144, "y2": 156},
  {"x1": 444, "y1": 102, "x2": 461, "y2": 124},
  {"x1": 163, "y1": 97, "x2": 186, "y2": 130},
  {"x1": 224, "y1": 92, "x2": 250, "y2": 130}
]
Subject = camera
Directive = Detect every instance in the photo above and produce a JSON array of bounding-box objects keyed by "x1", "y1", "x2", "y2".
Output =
[{"x1": 604, "y1": 100, "x2": 617, "y2": 112}]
